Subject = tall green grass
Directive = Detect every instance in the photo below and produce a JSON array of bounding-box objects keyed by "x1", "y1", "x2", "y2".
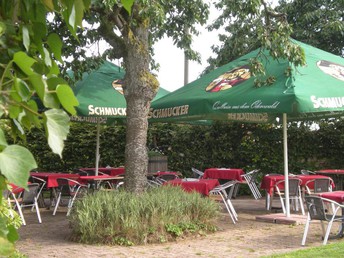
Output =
[{"x1": 69, "y1": 186, "x2": 220, "y2": 245}]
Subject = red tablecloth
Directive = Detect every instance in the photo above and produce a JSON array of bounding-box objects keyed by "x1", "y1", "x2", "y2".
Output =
[
  {"x1": 165, "y1": 179, "x2": 219, "y2": 196},
  {"x1": 155, "y1": 171, "x2": 180, "y2": 176},
  {"x1": 203, "y1": 168, "x2": 244, "y2": 182},
  {"x1": 319, "y1": 191, "x2": 344, "y2": 204},
  {"x1": 80, "y1": 167, "x2": 125, "y2": 176},
  {"x1": 30, "y1": 172, "x2": 80, "y2": 188},
  {"x1": 78, "y1": 175, "x2": 123, "y2": 185},
  {"x1": 316, "y1": 169, "x2": 344, "y2": 175},
  {"x1": 260, "y1": 174, "x2": 335, "y2": 195},
  {"x1": 9, "y1": 183, "x2": 25, "y2": 194}
]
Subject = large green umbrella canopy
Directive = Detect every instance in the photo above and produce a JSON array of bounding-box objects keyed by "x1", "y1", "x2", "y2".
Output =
[
  {"x1": 150, "y1": 39, "x2": 344, "y2": 216},
  {"x1": 72, "y1": 60, "x2": 169, "y2": 173},
  {"x1": 73, "y1": 60, "x2": 169, "y2": 124},
  {"x1": 150, "y1": 40, "x2": 344, "y2": 123}
]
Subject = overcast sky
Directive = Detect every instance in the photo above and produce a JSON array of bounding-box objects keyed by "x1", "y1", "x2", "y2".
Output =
[
  {"x1": 153, "y1": 0, "x2": 278, "y2": 92},
  {"x1": 153, "y1": 2, "x2": 220, "y2": 92}
]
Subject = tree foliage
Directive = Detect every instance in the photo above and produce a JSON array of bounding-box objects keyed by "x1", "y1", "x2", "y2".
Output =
[
  {"x1": 206, "y1": 0, "x2": 343, "y2": 73},
  {"x1": 0, "y1": 0, "x2": 91, "y2": 255}
]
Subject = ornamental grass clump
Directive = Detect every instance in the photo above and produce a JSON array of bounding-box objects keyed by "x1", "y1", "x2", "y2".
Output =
[{"x1": 69, "y1": 186, "x2": 221, "y2": 245}]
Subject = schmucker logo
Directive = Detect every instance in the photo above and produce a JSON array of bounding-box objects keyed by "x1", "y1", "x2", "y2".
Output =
[
  {"x1": 112, "y1": 79, "x2": 124, "y2": 94},
  {"x1": 205, "y1": 65, "x2": 251, "y2": 92},
  {"x1": 317, "y1": 60, "x2": 344, "y2": 82}
]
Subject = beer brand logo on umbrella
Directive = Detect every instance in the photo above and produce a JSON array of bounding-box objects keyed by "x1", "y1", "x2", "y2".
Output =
[
  {"x1": 205, "y1": 65, "x2": 251, "y2": 92},
  {"x1": 317, "y1": 60, "x2": 344, "y2": 82},
  {"x1": 112, "y1": 79, "x2": 124, "y2": 94}
]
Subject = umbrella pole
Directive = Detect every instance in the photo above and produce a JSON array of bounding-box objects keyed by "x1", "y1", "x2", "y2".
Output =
[
  {"x1": 95, "y1": 118, "x2": 100, "y2": 176},
  {"x1": 283, "y1": 113, "x2": 290, "y2": 217}
]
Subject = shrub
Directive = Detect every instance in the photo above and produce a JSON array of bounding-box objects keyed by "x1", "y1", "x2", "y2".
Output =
[{"x1": 69, "y1": 186, "x2": 220, "y2": 245}]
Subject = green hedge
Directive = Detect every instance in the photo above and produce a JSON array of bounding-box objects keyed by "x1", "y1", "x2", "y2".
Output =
[{"x1": 19, "y1": 119, "x2": 344, "y2": 176}]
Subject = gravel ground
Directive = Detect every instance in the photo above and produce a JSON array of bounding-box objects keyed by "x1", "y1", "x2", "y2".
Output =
[{"x1": 16, "y1": 196, "x2": 337, "y2": 258}]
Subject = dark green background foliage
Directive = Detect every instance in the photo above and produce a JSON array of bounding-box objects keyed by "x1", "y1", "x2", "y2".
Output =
[{"x1": 20, "y1": 119, "x2": 344, "y2": 175}]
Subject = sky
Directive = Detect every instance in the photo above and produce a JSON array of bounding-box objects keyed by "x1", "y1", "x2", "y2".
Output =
[
  {"x1": 153, "y1": 0, "x2": 278, "y2": 92},
  {"x1": 153, "y1": 4, "x2": 220, "y2": 92}
]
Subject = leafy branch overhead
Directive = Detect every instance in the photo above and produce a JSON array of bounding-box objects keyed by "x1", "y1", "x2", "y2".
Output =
[
  {"x1": 208, "y1": 0, "x2": 307, "y2": 87},
  {"x1": 0, "y1": 0, "x2": 93, "y2": 255}
]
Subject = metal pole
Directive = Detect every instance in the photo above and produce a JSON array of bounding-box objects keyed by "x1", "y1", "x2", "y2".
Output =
[
  {"x1": 184, "y1": 27, "x2": 189, "y2": 85},
  {"x1": 95, "y1": 118, "x2": 100, "y2": 176},
  {"x1": 283, "y1": 113, "x2": 290, "y2": 217}
]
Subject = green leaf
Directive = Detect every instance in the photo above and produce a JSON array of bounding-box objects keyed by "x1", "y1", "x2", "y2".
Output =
[
  {"x1": 28, "y1": 73, "x2": 45, "y2": 100},
  {"x1": 44, "y1": 109, "x2": 70, "y2": 157},
  {"x1": 8, "y1": 105, "x2": 21, "y2": 119},
  {"x1": 43, "y1": 47, "x2": 52, "y2": 67},
  {"x1": 6, "y1": 225, "x2": 19, "y2": 243},
  {"x1": 56, "y1": 84, "x2": 79, "y2": 115},
  {"x1": 0, "y1": 129, "x2": 8, "y2": 147},
  {"x1": 14, "y1": 78, "x2": 31, "y2": 101},
  {"x1": 121, "y1": 0, "x2": 134, "y2": 15},
  {"x1": 42, "y1": 0, "x2": 54, "y2": 11},
  {"x1": 22, "y1": 25, "x2": 30, "y2": 52},
  {"x1": 13, "y1": 52, "x2": 36, "y2": 76},
  {"x1": 0, "y1": 237, "x2": 15, "y2": 257},
  {"x1": 47, "y1": 33, "x2": 63, "y2": 63},
  {"x1": 43, "y1": 92, "x2": 60, "y2": 109},
  {"x1": 74, "y1": 0, "x2": 85, "y2": 28},
  {"x1": 25, "y1": 100, "x2": 41, "y2": 128},
  {"x1": 0, "y1": 145, "x2": 36, "y2": 187}
]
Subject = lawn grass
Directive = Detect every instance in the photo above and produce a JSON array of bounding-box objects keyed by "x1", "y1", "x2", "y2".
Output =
[{"x1": 263, "y1": 241, "x2": 344, "y2": 257}]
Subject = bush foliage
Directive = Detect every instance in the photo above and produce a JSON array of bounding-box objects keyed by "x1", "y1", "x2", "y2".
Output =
[
  {"x1": 69, "y1": 186, "x2": 220, "y2": 245},
  {"x1": 19, "y1": 119, "x2": 344, "y2": 177}
]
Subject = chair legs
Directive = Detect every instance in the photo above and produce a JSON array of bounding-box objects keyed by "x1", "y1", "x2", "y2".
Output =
[
  {"x1": 53, "y1": 192, "x2": 62, "y2": 216},
  {"x1": 218, "y1": 191, "x2": 237, "y2": 224}
]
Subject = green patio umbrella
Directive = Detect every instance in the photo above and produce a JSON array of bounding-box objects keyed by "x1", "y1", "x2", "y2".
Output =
[
  {"x1": 150, "y1": 39, "x2": 344, "y2": 216},
  {"x1": 73, "y1": 61, "x2": 170, "y2": 174},
  {"x1": 73, "y1": 61, "x2": 169, "y2": 122}
]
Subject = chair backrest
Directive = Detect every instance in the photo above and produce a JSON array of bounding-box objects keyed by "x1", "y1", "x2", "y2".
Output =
[
  {"x1": 56, "y1": 178, "x2": 73, "y2": 196},
  {"x1": 191, "y1": 167, "x2": 204, "y2": 178},
  {"x1": 304, "y1": 196, "x2": 327, "y2": 221},
  {"x1": 301, "y1": 169, "x2": 316, "y2": 175},
  {"x1": 275, "y1": 178, "x2": 302, "y2": 196},
  {"x1": 243, "y1": 169, "x2": 260, "y2": 183},
  {"x1": 314, "y1": 178, "x2": 332, "y2": 193},
  {"x1": 22, "y1": 183, "x2": 40, "y2": 204}
]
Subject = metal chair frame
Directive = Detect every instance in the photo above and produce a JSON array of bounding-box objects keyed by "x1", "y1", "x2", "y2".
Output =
[
  {"x1": 53, "y1": 178, "x2": 87, "y2": 216},
  {"x1": 302, "y1": 196, "x2": 344, "y2": 245},
  {"x1": 274, "y1": 178, "x2": 305, "y2": 215},
  {"x1": 191, "y1": 167, "x2": 204, "y2": 179},
  {"x1": 209, "y1": 181, "x2": 238, "y2": 224}
]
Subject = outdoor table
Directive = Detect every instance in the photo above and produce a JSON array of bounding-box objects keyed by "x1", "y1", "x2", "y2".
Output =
[
  {"x1": 30, "y1": 172, "x2": 80, "y2": 209},
  {"x1": 260, "y1": 174, "x2": 334, "y2": 210},
  {"x1": 79, "y1": 167, "x2": 125, "y2": 176},
  {"x1": 30, "y1": 172, "x2": 80, "y2": 188},
  {"x1": 78, "y1": 175, "x2": 124, "y2": 190},
  {"x1": 164, "y1": 178, "x2": 220, "y2": 196},
  {"x1": 203, "y1": 168, "x2": 244, "y2": 182},
  {"x1": 155, "y1": 171, "x2": 181, "y2": 176},
  {"x1": 315, "y1": 169, "x2": 344, "y2": 190}
]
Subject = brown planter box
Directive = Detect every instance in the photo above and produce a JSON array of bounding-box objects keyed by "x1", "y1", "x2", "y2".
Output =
[{"x1": 148, "y1": 156, "x2": 168, "y2": 174}]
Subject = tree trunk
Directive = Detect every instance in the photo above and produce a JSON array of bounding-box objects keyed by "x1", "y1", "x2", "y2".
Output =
[{"x1": 123, "y1": 23, "x2": 158, "y2": 194}]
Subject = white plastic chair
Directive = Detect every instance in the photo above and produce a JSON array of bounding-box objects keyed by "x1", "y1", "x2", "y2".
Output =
[
  {"x1": 274, "y1": 178, "x2": 305, "y2": 215},
  {"x1": 191, "y1": 167, "x2": 204, "y2": 178},
  {"x1": 53, "y1": 178, "x2": 87, "y2": 216},
  {"x1": 305, "y1": 178, "x2": 334, "y2": 195},
  {"x1": 302, "y1": 196, "x2": 344, "y2": 245},
  {"x1": 236, "y1": 169, "x2": 262, "y2": 199},
  {"x1": 209, "y1": 181, "x2": 238, "y2": 224}
]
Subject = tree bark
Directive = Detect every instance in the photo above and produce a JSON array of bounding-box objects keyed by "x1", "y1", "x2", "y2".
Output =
[{"x1": 123, "y1": 22, "x2": 158, "y2": 194}]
